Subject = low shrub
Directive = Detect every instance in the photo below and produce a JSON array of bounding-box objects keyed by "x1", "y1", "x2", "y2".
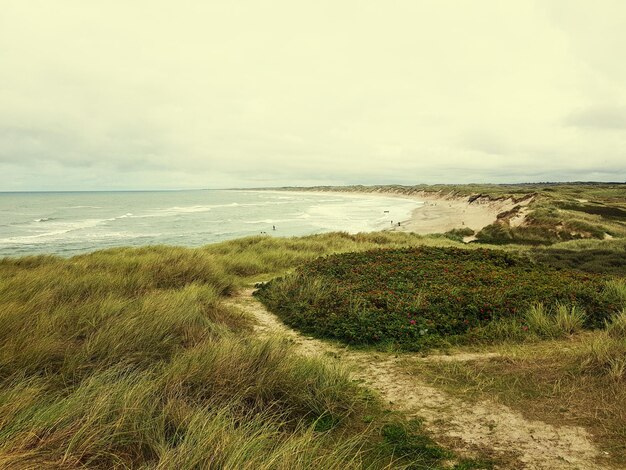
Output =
[
  {"x1": 443, "y1": 227, "x2": 475, "y2": 242},
  {"x1": 257, "y1": 247, "x2": 611, "y2": 350},
  {"x1": 530, "y1": 246, "x2": 626, "y2": 275}
]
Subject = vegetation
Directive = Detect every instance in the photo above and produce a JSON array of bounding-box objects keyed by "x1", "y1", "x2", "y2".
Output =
[
  {"x1": 407, "y1": 319, "x2": 626, "y2": 465},
  {"x1": 276, "y1": 182, "x2": 626, "y2": 201},
  {"x1": 256, "y1": 246, "x2": 615, "y2": 350},
  {"x1": 200, "y1": 230, "x2": 458, "y2": 283},
  {"x1": 443, "y1": 227, "x2": 475, "y2": 242},
  {"x1": 0, "y1": 234, "x2": 483, "y2": 469},
  {"x1": 279, "y1": 183, "x2": 626, "y2": 246},
  {"x1": 526, "y1": 239, "x2": 626, "y2": 275},
  {"x1": 398, "y1": 273, "x2": 626, "y2": 466},
  {"x1": 2, "y1": 181, "x2": 625, "y2": 466}
]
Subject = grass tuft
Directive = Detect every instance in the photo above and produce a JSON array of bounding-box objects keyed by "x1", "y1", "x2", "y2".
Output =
[
  {"x1": 604, "y1": 278, "x2": 626, "y2": 307},
  {"x1": 606, "y1": 309, "x2": 626, "y2": 339}
]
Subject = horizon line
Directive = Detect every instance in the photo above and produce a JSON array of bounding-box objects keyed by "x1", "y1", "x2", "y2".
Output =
[{"x1": 1, "y1": 180, "x2": 625, "y2": 193}]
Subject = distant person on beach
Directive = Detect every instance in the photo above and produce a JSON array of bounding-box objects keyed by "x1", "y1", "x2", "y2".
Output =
[
  {"x1": 397, "y1": 221, "x2": 401, "y2": 226},
  {"x1": 273, "y1": 225, "x2": 276, "y2": 231}
]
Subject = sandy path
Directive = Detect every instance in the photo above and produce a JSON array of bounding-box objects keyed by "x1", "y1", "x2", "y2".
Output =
[{"x1": 227, "y1": 290, "x2": 608, "y2": 470}]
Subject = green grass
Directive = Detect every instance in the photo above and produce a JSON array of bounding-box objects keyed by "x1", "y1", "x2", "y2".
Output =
[
  {"x1": 202, "y1": 231, "x2": 460, "y2": 283},
  {"x1": 1, "y1": 224, "x2": 623, "y2": 467},
  {"x1": 526, "y1": 239, "x2": 626, "y2": 275},
  {"x1": 256, "y1": 246, "x2": 613, "y2": 350},
  {"x1": 443, "y1": 227, "x2": 475, "y2": 242},
  {"x1": 606, "y1": 309, "x2": 626, "y2": 339},
  {"x1": 404, "y1": 326, "x2": 626, "y2": 466},
  {"x1": 275, "y1": 182, "x2": 626, "y2": 201},
  {"x1": 0, "y1": 234, "x2": 478, "y2": 469}
]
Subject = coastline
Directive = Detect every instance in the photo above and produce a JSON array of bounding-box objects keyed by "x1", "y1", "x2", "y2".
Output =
[
  {"x1": 1, "y1": 188, "x2": 531, "y2": 258},
  {"x1": 392, "y1": 191, "x2": 524, "y2": 235},
  {"x1": 272, "y1": 188, "x2": 526, "y2": 236}
]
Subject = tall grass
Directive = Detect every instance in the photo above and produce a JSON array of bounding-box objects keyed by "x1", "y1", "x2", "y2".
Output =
[
  {"x1": 606, "y1": 309, "x2": 626, "y2": 339},
  {"x1": 603, "y1": 278, "x2": 626, "y2": 307},
  {"x1": 202, "y1": 231, "x2": 458, "y2": 282},
  {"x1": 464, "y1": 302, "x2": 587, "y2": 344},
  {"x1": 523, "y1": 302, "x2": 586, "y2": 338},
  {"x1": 579, "y1": 309, "x2": 626, "y2": 380},
  {"x1": 0, "y1": 234, "x2": 458, "y2": 468},
  {"x1": 2, "y1": 229, "x2": 616, "y2": 466}
]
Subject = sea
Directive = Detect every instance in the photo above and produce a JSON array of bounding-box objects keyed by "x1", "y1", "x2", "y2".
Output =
[{"x1": 0, "y1": 190, "x2": 422, "y2": 257}]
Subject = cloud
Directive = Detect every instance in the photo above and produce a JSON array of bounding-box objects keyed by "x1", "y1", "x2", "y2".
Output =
[
  {"x1": 0, "y1": 1, "x2": 625, "y2": 190},
  {"x1": 458, "y1": 131, "x2": 512, "y2": 156},
  {"x1": 564, "y1": 105, "x2": 626, "y2": 130}
]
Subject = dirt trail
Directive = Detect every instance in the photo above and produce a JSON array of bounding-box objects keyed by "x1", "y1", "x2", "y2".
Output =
[{"x1": 228, "y1": 289, "x2": 609, "y2": 470}]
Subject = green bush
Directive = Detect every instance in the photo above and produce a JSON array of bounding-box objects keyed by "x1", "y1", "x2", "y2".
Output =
[
  {"x1": 530, "y1": 245, "x2": 626, "y2": 276},
  {"x1": 257, "y1": 247, "x2": 611, "y2": 350},
  {"x1": 443, "y1": 227, "x2": 475, "y2": 242},
  {"x1": 475, "y1": 223, "x2": 563, "y2": 245}
]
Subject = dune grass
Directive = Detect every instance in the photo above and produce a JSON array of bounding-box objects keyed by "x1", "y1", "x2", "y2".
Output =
[
  {"x1": 0, "y1": 233, "x2": 479, "y2": 469},
  {"x1": 1, "y1": 228, "x2": 623, "y2": 467},
  {"x1": 202, "y1": 231, "x2": 460, "y2": 282},
  {"x1": 401, "y1": 283, "x2": 626, "y2": 465},
  {"x1": 405, "y1": 324, "x2": 626, "y2": 465}
]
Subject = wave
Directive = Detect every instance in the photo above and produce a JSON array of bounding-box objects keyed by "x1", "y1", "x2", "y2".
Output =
[
  {"x1": 31, "y1": 211, "x2": 133, "y2": 225},
  {"x1": 1, "y1": 191, "x2": 424, "y2": 255},
  {"x1": 138, "y1": 201, "x2": 296, "y2": 218},
  {"x1": 139, "y1": 203, "x2": 241, "y2": 217},
  {"x1": 243, "y1": 217, "x2": 300, "y2": 225},
  {"x1": 0, "y1": 218, "x2": 119, "y2": 244},
  {"x1": 0, "y1": 226, "x2": 151, "y2": 245}
]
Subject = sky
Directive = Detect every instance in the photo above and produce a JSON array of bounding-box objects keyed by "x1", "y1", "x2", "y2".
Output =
[{"x1": 1, "y1": 1, "x2": 625, "y2": 190}]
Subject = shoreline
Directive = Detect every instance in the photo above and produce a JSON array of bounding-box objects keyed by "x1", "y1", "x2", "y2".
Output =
[
  {"x1": 271, "y1": 188, "x2": 525, "y2": 236},
  {"x1": 1, "y1": 189, "x2": 528, "y2": 258},
  {"x1": 393, "y1": 191, "x2": 523, "y2": 235}
]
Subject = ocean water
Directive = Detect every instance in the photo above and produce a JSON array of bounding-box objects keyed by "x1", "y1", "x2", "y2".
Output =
[{"x1": 0, "y1": 190, "x2": 422, "y2": 257}]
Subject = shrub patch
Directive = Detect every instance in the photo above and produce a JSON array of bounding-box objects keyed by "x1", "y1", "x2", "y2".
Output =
[{"x1": 256, "y1": 247, "x2": 613, "y2": 350}]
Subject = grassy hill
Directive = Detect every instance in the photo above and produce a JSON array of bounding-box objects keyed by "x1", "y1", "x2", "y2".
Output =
[
  {"x1": 1, "y1": 182, "x2": 625, "y2": 467},
  {"x1": 0, "y1": 233, "x2": 488, "y2": 469}
]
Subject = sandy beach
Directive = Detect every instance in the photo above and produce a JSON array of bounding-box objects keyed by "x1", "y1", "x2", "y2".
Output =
[
  {"x1": 392, "y1": 192, "x2": 522, "y2": 235},
  {"x1": 291, "y1": 189, "x2": 526, "y2": 236}
]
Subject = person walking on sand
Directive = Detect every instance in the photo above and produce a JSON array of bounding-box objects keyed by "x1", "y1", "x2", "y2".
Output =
[{"x1": 273, "y1": 225, "x2": 276, "y2": 231}]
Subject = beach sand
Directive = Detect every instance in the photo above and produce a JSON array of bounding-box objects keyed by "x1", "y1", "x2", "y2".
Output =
[
  {"x1": 392, "y1": 192, "x2": 520, "y2": 235},
  {"x1": 278, "y1": 188, "x2": 527, "y2": 236},
  {"x1": 317, "y1": 189, "x2": 525, "y2": 235}
]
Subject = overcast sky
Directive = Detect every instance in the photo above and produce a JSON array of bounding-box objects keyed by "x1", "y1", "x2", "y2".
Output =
[{"x1": 1, "y1": 1, "x2": 625, "y2": 190}]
